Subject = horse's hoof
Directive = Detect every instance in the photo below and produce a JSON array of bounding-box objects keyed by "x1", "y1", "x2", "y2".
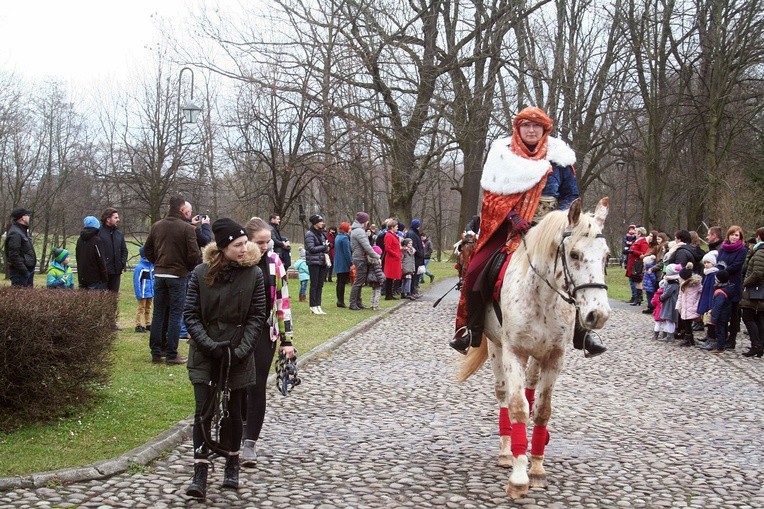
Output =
[
  {"x1": 529, "y1": 474, "x2": 548, "y2": 489},
  {"x1": 497, "y1": 454, "x2": 512, "y2": 468},
  {"x1": 506, "y1": 482, "x2": 529, "y2": 499}
]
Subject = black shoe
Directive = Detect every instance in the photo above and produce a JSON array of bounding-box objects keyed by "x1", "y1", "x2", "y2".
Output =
[
  {"x1": 642, "y1": 307, "x2": 654, "y2": 314},
  {"x1": 573, "y1": 330, "x2": 607, "y2": 358},
  {"x1": 429, "y1": 274, "x2": 435, "y2": 283},
  {"x1": 449, "y1": 327, "x2": 472, "y2": 355},
  {"x1": 222, "y1": 456, "x2": 240, "y2": 490},
  {"x1": 384, "y1": 296, "x2": 398, "y2": 300},
  {"x1": 186, "y1": 462, "x2": 208, "y2": 499},
  {"x1": 135, "y1": 325, "x2": 146, "y2": 333},
  {"x1": 151, "y1": 356, "x2": 163, "y2": 363},
  {"x1": 337, "y1": 302, "x2": 346, "y2": 308},
  {"x1": 742, "y1": 349, "x2": 761, "y2": 357},
  {"x1": 349, "y1": 305, "x2": 362, "y2": 310}
]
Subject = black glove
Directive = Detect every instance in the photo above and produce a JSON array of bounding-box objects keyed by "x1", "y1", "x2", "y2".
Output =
[
  {"x1": 209, "y1": 341, "x2": 231, "y2": 360},
  {"x1": 228, "y1": 346, "x2": 242, "y2": 366},
  {"x1": 507, "y1": 210, "x2": 531, "y2": 235}
]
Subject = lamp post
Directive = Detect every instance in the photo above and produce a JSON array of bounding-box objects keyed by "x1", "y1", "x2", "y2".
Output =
[
  {"x1": 616, "y1": 160, "x2": 626, "y2": 225},
  {"x1": 173, "y1": 67, "x2": 203, "y2": 172}
]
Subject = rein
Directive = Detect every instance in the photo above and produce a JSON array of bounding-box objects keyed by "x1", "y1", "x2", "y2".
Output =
[
  {"x1": 196, "y1": 348, "x2": 234, "y2": 458},
  {"x1": 521, "y1": 231, "x2": 608, "y2": 309}
]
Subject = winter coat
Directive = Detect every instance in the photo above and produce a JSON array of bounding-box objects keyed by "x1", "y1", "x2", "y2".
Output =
[
  {"x1": 383, "y1": 231, "x2": 402, "y2": 280},
  {"x1": 75, "y1": 227, "x2": 108, "y2": 287},
  {"x1": 46, "y1": 261, "x2": 74, "y2": 289},
  {"x1": 716, "y1": 242, "x2": 747, "y2": 302},
  {"x1": 144, "y1": 211, "x2": 201, "y2": 277},
  {"x1": 184, "y1": 242, "x2": 267, "y2": 391},
  {"x1": 666, "y1": 244, "x2": 696, "y2": 270},
  {"x1": 293, "y1": 258, "x2": 310, "y2": 282},
  {"x1": 4, "y1": 222, "x2": 37, "y2": 272},
  {"x1": 659, "y1": 278, "x2": 680, "y2": 322},
  {"x1": 642, "y1": 261, "x2": 658, "y2": 294},
  {"x1": 676, "y1": 274, "x2": 702, "y2": 320},
  {"x1": 697, "y1": 268, "x2": 719, "y2": 315},
  {"x1": 269, "y1": 222, "x2": 289, "y2": 259},
  {"x1": 711, "y1": 284, "x2": 733, "y2": 325},
  {"x1": 304, "y1": 226, "x2": 329, "y2": 266},
  {"x1": 97, "y1": 225, "x2": 128, "y2": 275},
  {"x1": 402, "y1": 245, "x2": 416, "y2": 275},
  {"x1": 350, "y1": 221, "x2": 380, "y2": 262},
  {"x1": 626, "y1": 237, "x2": 649, "y2": 279},
  {"x1": 333, "y1": 233, "x2": 352, "y2": 274},
  {"x1": 366, "y1": 260, "x2": 386, "y2": 287},
  {"x1": 422, "y1": 238, "x2": 434, "y2": 260},
  {"x1": 405, "y1": 227, "x2": 424, "y2": 267},
  {"x1": 133, "y1": 257, "x2": 154, "y2": 299},
  {"x1": 651, "y1": 288, "x2": 664, "y2": 321},
  {"x1": 740, "y1": 243, "x2": 764, "y2": 312}
]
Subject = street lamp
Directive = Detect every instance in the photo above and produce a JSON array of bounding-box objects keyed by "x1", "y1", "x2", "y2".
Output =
[
  {"x1": 616, "y1": 160, "x2": 626, "y2": 225},
  {"x1": 178, "y1": 67, "x2": 202, "y2": 124}
]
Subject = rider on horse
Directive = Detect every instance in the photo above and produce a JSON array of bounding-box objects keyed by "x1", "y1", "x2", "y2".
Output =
[{"x1": 450, "y1": 106, "x2": 607, "y2": 358}]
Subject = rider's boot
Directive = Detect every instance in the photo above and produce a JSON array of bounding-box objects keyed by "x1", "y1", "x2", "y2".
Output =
[
  {"x1": 572, "y1": 320, "x2": 607, "y2": 358},
  {"x1": 450, "y1": 291, "x2": 485, "y2": 354}
]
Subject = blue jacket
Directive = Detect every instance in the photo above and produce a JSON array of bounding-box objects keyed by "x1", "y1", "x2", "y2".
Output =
[
  {"x1": 717, "y1": 244, "x2": 747, "y2": 302},
  {"x1": 642, "y1": 262, "x2": 658, "y2": 294},
  {"x1": 697, "y1": 269, "x2": 719, "y2": 315},
  {"x1": 46, "y1": 261, "x2": 74, "y2": 289},
  {"x1": 541, "y1": 162, "x2": 579, "y2": 211},
  {"x1": 293, "y1": 259, "x2": 310, "y2": 281},
  {"x1": 711, "y1": 284, "x2": 733, "y2": 325},
  {"x1": 333, "y1": 233, "x2": 352, "y2": 273},
  {"x1": 133, "y1": 257, "x2": 154, "y2": 299}
]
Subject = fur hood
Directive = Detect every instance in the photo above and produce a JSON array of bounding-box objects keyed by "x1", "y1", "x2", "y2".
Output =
[
  {"x1": 481, "y1": 136, "x2": 577, "y2": 195},
  {"x1": 680, "y1": 273, "x2": 702, "y2": 289},
  {"x1": 202, "y1": 240, "x2": 262, "y2": 267}
]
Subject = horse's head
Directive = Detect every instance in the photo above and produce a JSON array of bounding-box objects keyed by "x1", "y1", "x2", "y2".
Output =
[
  {"x1": 519, "y1": 197, "x2": 611, "y2": 330},
  {"x1": 563, "y1": 198, "x2": 611, "y2": 329}
]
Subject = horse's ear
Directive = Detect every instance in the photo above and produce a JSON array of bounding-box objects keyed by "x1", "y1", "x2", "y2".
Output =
[
  {"x1": 567, "y1": 199, "x2": 582, "y2": 227},
  {"x1": 594, "y1": 197, "x2": 609, "y2": 229}
]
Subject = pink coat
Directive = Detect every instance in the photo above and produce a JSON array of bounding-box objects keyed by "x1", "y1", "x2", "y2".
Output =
[
  {"x1": 676, "y1": 275, "x2": 702, "y2": 320},
  {"x1": 651, "y1": 288, "x2": 664, "y2": 321}
]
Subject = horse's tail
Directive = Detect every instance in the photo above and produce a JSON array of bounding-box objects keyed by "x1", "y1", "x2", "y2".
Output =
[{"x1": 456, "y1": 336, "x2": 488, "y2": 382}]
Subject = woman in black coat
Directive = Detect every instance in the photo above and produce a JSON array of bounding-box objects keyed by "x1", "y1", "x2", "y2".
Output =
[{"x1": 184, "y1": 218, "x2": 267, "y2": 499}]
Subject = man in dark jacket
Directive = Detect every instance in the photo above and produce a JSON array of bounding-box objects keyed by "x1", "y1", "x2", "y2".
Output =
[
  {"x1": 75, "y1": 216, "x2": 108, "y2": 290},
  {"x1": 4, "y1": 207, "x2": 36, "y2": 287},
  {"x1": 144, "y1": 195, "x2": 201, "y2": 365},
  {"x1": 269, "y1": 214, "x2": 291, "y2": 269},
  {"x1": 97, "y1": 207, "x2": 128, "y2": 293}
]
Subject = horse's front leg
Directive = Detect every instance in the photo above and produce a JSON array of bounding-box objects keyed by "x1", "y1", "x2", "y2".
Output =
[
  {"x1": 500, "y1": 347, "x2": 531, "y2": 500},
  {"x1": 527, "y1": 352, "x2": 563, "y2": 490},
  {"x1": 489, "y1": 342, "x2": 512, "y2": 468}
]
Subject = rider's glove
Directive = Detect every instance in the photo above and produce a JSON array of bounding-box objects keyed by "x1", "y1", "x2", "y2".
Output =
[{"x1": 507, "y1": 210, "x2": 531, "y2": 235}]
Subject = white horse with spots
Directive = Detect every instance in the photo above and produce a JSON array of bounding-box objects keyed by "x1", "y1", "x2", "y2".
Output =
[{"x1": 458, "y1": 197, "x2": 611, "y2": 499}]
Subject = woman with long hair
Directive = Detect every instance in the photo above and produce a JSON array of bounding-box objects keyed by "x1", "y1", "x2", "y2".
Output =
[
  {"x1": 184, "y1": 218, "x2": 267, "y2": 499},
  {"x1": 240, "y1": 217, "x2": 296, "y2": 466},
  {"x1": 717, "y1": 225, "x2": 748, "y2": 350}
]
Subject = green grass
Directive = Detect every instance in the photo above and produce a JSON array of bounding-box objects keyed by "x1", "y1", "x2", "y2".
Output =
[{"x1": 0, "y1": 259, "x2": 453, "y2": 477}]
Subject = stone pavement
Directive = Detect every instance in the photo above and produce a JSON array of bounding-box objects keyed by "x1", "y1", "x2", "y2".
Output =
[{"x1": 2, "y1": 278, "x2": 764, "y2": 508}]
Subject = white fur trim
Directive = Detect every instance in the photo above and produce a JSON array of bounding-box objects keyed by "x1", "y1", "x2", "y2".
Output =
[{"x1": 481, "y1": 136, "x2": 576, "y2": 195}]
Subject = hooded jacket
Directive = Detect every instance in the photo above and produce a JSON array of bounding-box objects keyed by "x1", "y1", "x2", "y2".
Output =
[
  {"x1": 144, "y1": 210, "x2": 200, "y2": 277},
  {"x1": 350, "y1": 220, "x2": 379, "y2": 262},
  {"x1": 184, "y1": 241, "x2": 267, "y2": 390},
  {"x1": 4, "y1": 222, "x2": 37, "y2": 272},
  {"x1": 75, "y1": 226, "x2": 108, "y2": 287}
]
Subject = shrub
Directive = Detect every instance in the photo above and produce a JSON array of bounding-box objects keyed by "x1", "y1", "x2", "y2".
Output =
[{"x1": 0, "y1": 287, "x2": 118, "y2": 430}]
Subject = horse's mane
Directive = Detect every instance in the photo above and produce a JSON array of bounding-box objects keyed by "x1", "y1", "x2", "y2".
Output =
[{"x1": 514, "y1": 209, "x2": 599, "y2": 272}]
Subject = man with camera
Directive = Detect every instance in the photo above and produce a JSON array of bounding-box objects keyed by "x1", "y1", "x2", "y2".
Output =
[{"x1": 181, "y1": 201, "x2": 211, "y2": 250}]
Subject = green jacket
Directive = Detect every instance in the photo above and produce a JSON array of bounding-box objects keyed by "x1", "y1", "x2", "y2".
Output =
[
  {"x1": 741, "y1": 243, "x2": 764, "y2": 312},
  {"x1": 184, "y1": 242, "x2": 267, "y2": 390}
]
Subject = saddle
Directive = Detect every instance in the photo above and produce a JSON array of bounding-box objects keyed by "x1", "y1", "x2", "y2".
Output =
[{"x1": 476, "y1": 246, "x2": 514, "y2": 325}]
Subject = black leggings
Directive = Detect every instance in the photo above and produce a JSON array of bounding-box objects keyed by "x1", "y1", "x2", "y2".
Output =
[
  {"x1": 192, "y1": 383, "x2": 245, "y2": 458},
  {"x1": 336, "y1": 272, "x2": 350, "y2": 304},
  {"x1": 742, "y1": 308, "x2": 764, "y2": 350},
  {"x1": 242, "y1": 331, "x2": 277, "y2": 442},
  {"x1": 309, "y1": 265, "x2": 327, "y2": 306}
]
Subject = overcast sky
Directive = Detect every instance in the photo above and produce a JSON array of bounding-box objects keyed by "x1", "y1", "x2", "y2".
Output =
[{"x1": 0, "y1": 0, "x2": 190, "y2": 88}]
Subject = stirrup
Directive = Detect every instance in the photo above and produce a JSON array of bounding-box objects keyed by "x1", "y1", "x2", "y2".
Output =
[{"x1": 449, "y1": 327, "x2": 472, "y2": 355}]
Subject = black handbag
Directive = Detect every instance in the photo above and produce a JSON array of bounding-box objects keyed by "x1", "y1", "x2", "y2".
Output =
[
  {"x1": 747, "y1": 285, "x2": 764, "y2": 300},
  {"x1": 632, "y1": 260, "x2": 644, "y2": 276}
]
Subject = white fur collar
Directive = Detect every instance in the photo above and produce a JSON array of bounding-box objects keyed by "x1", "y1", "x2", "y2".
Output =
[{"x1": 480, "y1": 136, "x2": 576, "y2": 195}]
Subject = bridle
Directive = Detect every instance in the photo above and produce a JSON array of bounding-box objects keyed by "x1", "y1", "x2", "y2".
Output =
[{"x1": 522, "y1": 230, "x2": 609, "y2": 308}]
